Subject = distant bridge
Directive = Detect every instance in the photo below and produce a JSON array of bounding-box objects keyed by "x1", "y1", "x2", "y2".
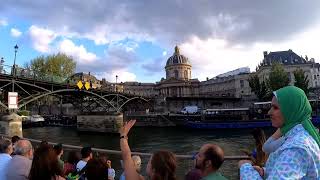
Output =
[{"x1": 0, "y1": 64, "x2": 152, "y2": 113}]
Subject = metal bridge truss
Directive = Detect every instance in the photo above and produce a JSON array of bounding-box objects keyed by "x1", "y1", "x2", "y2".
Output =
[{"x1": 0, "y1": 78, "x2": 151, "y2": 113}]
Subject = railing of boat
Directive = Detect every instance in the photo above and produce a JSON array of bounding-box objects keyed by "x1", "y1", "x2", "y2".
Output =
[{"x1": 0, "y1": 134, "x2": 249, "y2": 179}]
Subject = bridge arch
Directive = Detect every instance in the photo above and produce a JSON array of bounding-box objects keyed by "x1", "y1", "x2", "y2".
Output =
[
  {"x1": 117, "y1": 96, "x2": 151, "y2": 112},
  {"x1": 19, "y1": 89, "x2": 117, "y2": 111}
]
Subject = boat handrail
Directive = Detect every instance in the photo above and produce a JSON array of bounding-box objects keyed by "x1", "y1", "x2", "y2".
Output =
[{"x1": 0, "y1": 134, "x2": 249, "y2": 160}]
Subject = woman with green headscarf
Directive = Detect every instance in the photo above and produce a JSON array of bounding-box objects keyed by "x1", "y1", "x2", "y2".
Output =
[{"x1": 239, "y1": 86, "x2": 320, "y2": 179}]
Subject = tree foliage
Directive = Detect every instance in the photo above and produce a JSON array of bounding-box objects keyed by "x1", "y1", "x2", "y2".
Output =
[
  {"x1": 294, "y1": 68, "x2": 310, "y2": 95},
  {"x1": 267, "y1": 63, "x2": 289, "y2": 91},
  {"x1": 25, "y1": 53, "x2": 76, "y2": 78},
  {"x1": 248, "y1": 74, "x2": 269, "y2": 101}
]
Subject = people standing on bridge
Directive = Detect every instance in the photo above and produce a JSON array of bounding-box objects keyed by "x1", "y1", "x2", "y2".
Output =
[
  {"x1": 239, "y1": 86, "x2": 320, "y2": 179},
  {"x1": 119, "y1": 120, "x2": 177, "y2": 180},
  {"x1": 6, "y1": 139, "x2": 33, "y2": 180},
  {"x1": 28, "y1": 144, "x2": 64, "y2": 180},
  {"x1": 0, "y1": 138, "x2": 13, "y2": 180},
  {"x1": 194, "y1": 144, "x2": 227, "y2": 180}
]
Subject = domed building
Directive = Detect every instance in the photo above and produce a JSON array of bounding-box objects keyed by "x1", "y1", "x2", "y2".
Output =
[
  {"x1": 156, "y1": 46, "x2": 200, "y2": 98},
  {"x1": 165, "y1": 46, "x2": 192, "y2": 80}
]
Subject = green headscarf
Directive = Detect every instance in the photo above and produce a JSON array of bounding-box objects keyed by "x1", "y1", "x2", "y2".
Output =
[{"x1": 275, "y1": 86, "x2": 320, "y2": 147}]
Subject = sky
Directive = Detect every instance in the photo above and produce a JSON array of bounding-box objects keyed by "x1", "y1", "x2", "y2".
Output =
[{"x1": 1, "y1": 0, "x2": 320, "y2": 83}]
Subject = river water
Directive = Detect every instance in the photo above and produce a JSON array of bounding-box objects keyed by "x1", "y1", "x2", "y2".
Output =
[{"x1": 23, "y1": 126, "x2": 275, "y2": 180}]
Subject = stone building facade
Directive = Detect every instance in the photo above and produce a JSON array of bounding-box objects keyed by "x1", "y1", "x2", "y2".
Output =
[{"x1": 256, "y1": 50, "x2": 320, "y2": 88}]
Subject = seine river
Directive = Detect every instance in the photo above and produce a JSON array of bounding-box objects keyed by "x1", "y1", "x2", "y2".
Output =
[{"x1": 23, "y1": 126, "x2": 275, "y2": 180}]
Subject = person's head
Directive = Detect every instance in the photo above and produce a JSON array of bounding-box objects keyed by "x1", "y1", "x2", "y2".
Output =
[
  {"x1": 268, "y1": 96, "x2": 285, "y2": 128},
  {"x1": 268, "y1": 86, "x2": 320, "y2": 147},
  {"x1": 53, "y1": 143, "x2": 63, "y2": 157},
  {"x1": 132, "y1": 155, "x2": 142, "y2": 172},
  {"x1": 11, "y1": 135, "x2": 20, "y2": 145},
  {"x1": 268, "y1": 86, "x2": 311, "y2": 129},
  {"x1": 0, "y1": 137, "x2": 13, "y2": 154},
  {"x1": 14, "y1": 139, "x2": 33, "y2": 159},
  {"x1": 98, "y1": 153, "x2": 108, "y2": 164},
  {"x1": 251, "y1": 128, "x2": 266, "y2": 147},
  {"x1": 195, "y1": 144, "x2": 224, "y2": 174},
  {"x1": 85, "y1": 158, "x2": 108, "y2": 180},
  {"x1": 28, "y1": 144, "x2": 62, "y2": 180},
  {"x1": 66, "y1": 151, "x2": 81, "y2": 165},
  {"x1": 146, "y1": 150, "x2": 177, "y2": 180},
  {"x1": 81, "y1": 146, "x2": 93, "y2": 160}
]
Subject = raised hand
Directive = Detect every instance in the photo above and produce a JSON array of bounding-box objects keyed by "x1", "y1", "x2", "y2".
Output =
[{"x1": 119, "y1": 120, "x2": 136, "y2": 136}]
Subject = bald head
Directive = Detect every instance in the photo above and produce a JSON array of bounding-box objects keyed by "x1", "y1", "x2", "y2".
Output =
[
  {"x1": 15, "y1": 140, "x2": 33, "y2": 158},
  {"x1": 200, "y1": 144, "x2": 224, "y2": 170}
]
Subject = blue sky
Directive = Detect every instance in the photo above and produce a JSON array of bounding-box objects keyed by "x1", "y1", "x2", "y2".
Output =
[{"x1": 1, "y1": 0, "x2": 320, "y2": 82}]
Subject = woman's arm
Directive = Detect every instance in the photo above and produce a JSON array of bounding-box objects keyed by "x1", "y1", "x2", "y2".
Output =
[{"x1": 119, "y1": 120, "x2": 144, "y2": 180}]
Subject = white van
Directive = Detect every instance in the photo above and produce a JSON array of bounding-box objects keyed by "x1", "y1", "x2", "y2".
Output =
[{"x1": 181, "y1": 106, "x2": 199, "y2": 114}]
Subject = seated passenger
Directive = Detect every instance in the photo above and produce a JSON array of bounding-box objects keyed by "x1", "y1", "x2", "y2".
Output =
[
  {"x1": 0, "y1": 138, "x2": 13, "y2": 180},
  {"x1": 239, "y1": 86, "x2": 320, "y2": 179},
  {"x1": 6, "y1": 139, "x2": 33, "y2": 180},
  {"x1": 120, "y1": 120, "x2": 177, "y2": 180},
  {"x1": 195, "y1": 144, "x2": 227, "y2": 180}
]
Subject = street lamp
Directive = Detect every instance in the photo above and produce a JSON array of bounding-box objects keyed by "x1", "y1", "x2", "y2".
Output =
[
  {"x1": 13, "y1": 44, "x2": 18, "y2": 77},
  {"x1": 116, "y1": 75, "x2": 119, "y2": 111},
  {"x1": 0, "y1": 57, "x2": 4, "y2": 74}
]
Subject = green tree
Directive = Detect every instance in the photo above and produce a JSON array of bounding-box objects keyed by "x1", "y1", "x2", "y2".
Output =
[
  {"x1": 248, "y1": 74, "x2": 269, "y2": 101},
  {"x1": 294, "y1": 68, "x2": 310, "y2": 95},
  {"x1": 267, "y1": 63, "x2": 289, "y2": 91},
  {"x1": 26, "y1": 53, "x2": 76, "y2": 79}
]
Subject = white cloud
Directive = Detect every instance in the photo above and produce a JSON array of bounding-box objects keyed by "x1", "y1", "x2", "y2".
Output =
[
  {"x1": 0, "y1": 19, "x2": 8, "y2": 26},
  {"x1": 29, "y1": 25, "x2": 57, "y2": 53},
  {"x1": 10, "y1": 28, "x2": 22, "y2": 37},
  {"x1": 58, "y1": 39, "x2": 97, "y2": 63},
  {"x1": 179, "y1": 24, "x2": 320, "y2": 81},
  {"x1": 95, "y1": 70, "x2": 136, "y2": 82}
]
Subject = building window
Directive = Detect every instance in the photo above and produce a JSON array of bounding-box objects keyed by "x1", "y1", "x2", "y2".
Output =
[
  {"x1": 174, "y1": 70, "x2": 179, "y2": 79},
  {"x1": 184, "y1": 70, "x2": 188, "y2": 79},
  {"x1": 314, "y1": 75, "x2": 317, "y2": 80},
  {"x1": 287, "y1": 72, "x2": 291, "y2": 81},
  {"x1": 240, "y1": 80, "x2": 244, "y2": 88}
]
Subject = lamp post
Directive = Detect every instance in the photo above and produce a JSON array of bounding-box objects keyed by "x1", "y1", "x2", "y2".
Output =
[
  {"x1": 0, "y1": 57, "x2": 4, "y2": 74},
  {"x1": 12, "y1": 44, "x2": 18, "y2": 92},
  {"x1": 116, "y1": 75, "x2": 119, "y2": 111},
  {"x1": 13, "y1": 44, "x2": 18, "y2": 77}
]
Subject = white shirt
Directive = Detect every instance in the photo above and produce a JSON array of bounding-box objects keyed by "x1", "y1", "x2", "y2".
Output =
[
  {"x1": 76, "y1": 160, "x2": 87, "y2": 172},
  {"x1": 0, "y1": 153, "x2": 11, "y2": 180}
]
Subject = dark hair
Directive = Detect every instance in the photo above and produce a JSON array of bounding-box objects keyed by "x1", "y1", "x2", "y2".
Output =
[
  {"x1": 28, "y1": 145, "x2": 62, "y2": 180},
  {"x1": 81, "y1": 147, "x2": 92, "y2": 158},
  {"x1": 0, "y1": 138, "x2": 12, "y2": 153},
  {"x1": 203, "y1": 145, "x2": 224, "y2": 170},
  {"x1": 85, "y1": 158, "x2": 108, "y2": 180},
  {"x1": 67, "y1": 151, "x2": 81, "y2": 165},
  {"x1": 251, "y1": 128, "x2": 268, "y2": 166},
  {"x1": 151, "y1": 150, "x2": 177, "y2": 180},
  {"x1": 98, "y1": 153, "x2": 108, "y2": 164},
  {"x1": 53, "y1": 143, "x2": 63, "y2": 155},
  {"x1": 11, "y1": 136, "x2": 20, "y2": 144}
]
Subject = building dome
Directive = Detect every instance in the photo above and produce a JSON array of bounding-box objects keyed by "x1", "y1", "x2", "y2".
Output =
[{"x1": 166, "y1": 46, "x2": 191, "y2": 66}]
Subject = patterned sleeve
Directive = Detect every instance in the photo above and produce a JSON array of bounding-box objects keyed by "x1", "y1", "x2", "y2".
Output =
[
  {"x1": 240, "y1": 163, "x2": 263, "y2": 180},
  {"x1": 266, "y1": 148, "x2": 308, "y2": 179}
]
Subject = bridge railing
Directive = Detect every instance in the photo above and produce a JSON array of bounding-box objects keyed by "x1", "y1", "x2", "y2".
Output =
[
  {"x1": 0, "y1": 134, "x2": 247, "y2": 179},
  {"x1": 0, "y1": 64, "x2": 67, "y2": 84}
]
